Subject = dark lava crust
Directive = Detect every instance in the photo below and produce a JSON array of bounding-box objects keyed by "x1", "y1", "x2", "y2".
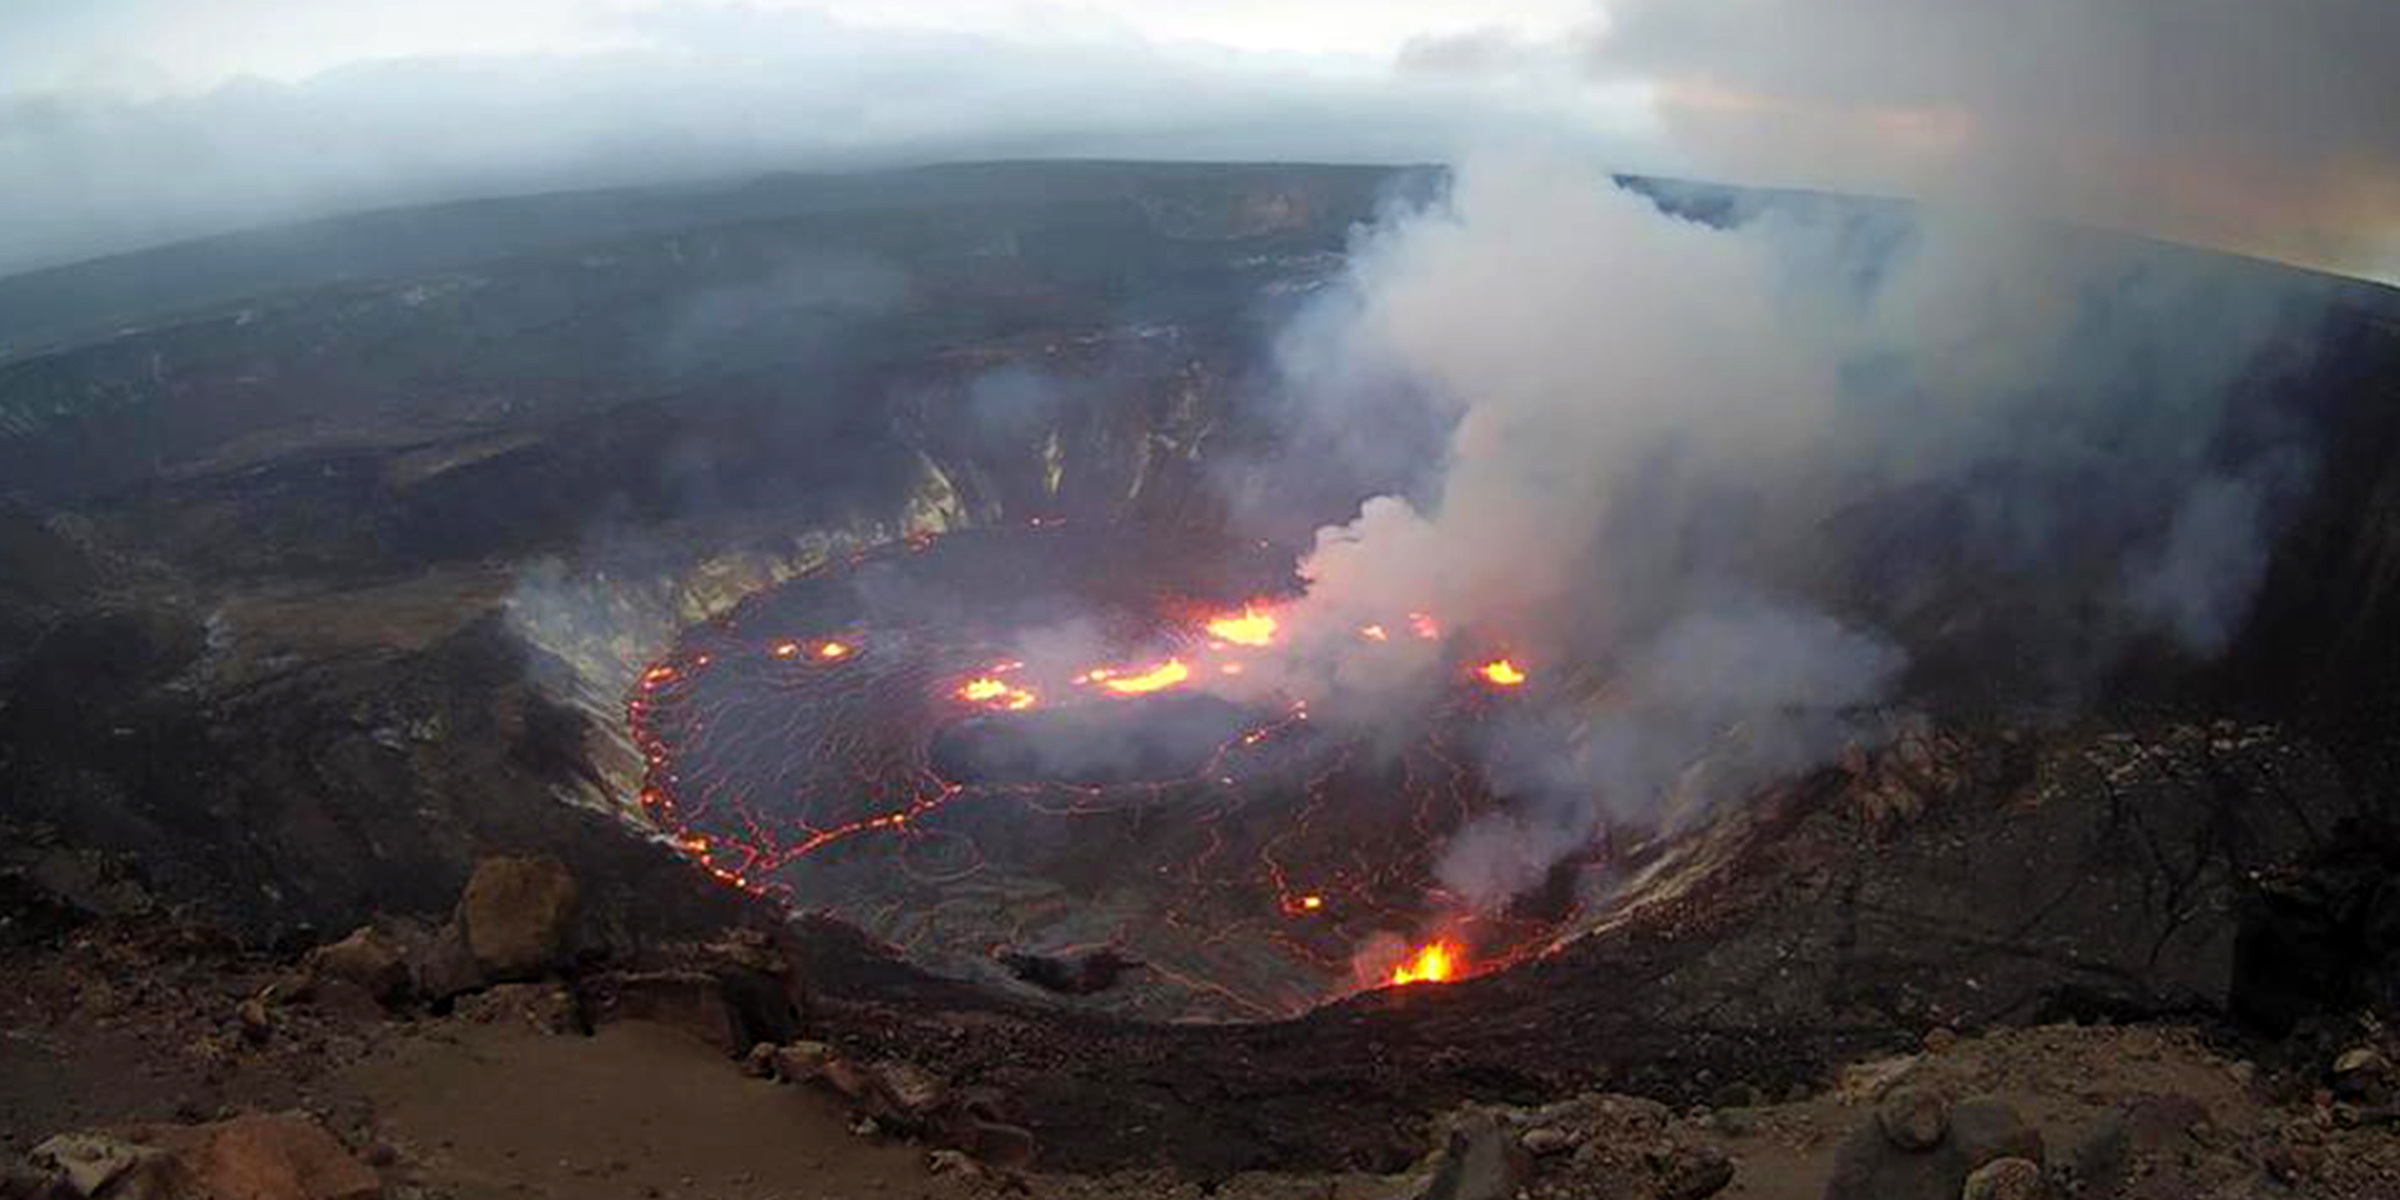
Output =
[{"x1": 627, "y1": 523, "x2": 1571, "y2": 1022}]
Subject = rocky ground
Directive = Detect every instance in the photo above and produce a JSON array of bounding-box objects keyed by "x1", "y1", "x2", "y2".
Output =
[{"x1": 7, "y1": 841, "x2": 2400, "y2": 1200}]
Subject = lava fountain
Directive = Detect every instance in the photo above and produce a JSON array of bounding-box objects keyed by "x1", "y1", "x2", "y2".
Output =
[{"x1": 1387, "y1": 940, "x2": 1463, "y2": 986}]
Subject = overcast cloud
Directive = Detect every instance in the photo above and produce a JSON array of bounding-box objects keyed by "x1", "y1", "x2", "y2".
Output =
[{"x1": 1, "y1": 0, "x2": 2394, "y2": 281}]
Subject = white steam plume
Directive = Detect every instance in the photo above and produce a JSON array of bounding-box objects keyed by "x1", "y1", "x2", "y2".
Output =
[{"x1": 1250, "y1": 153, "x2": 2331, "y2": 910}]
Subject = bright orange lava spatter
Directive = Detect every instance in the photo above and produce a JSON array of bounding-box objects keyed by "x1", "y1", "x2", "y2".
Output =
[
  {"x1": 959, "y1": 676, "x2": 1038, "y2": 710},
  {"x1": 1096, "y1": 658, "x2": 1191, "y2": 695},
  {"x1": 1478, "y1": 658, "x2": 1527, "y2": 686},
  {"x1": 817, "y1": 641, "x2": 852, "y2": 660},
  {"x1": 1205, "y1": 605, "x2": 1280, "y2": 647},
  {"x1": 1387, "y1": 940, "x2": 1461, "y2": 986}
]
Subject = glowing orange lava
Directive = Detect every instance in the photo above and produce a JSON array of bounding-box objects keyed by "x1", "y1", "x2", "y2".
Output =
[
  {"x1": 1298, "y1": 894, "x2": 1324, "y2": 911},
  {"x1": 1408, "y1": 612, "x2": 1441, "y2": 640},
  {"x1": 1359, "y1": 623, "x2": 1389, "y2": 642},
  {"x1": 817, "y1": 641, "x2": 853, "y2": 660},
  {"x1": 1478, "y1": 658, "x2": 1527, "y2": 686},
  {"x1": 1205, "y1": 605, "x2": 1280, "y2": 647},
  {"x1": 958, "y1": 676, "x2": 1038, "y2": 711},
  {"x1": 1388, "y1": 940, "x2": 1461, "y2": 986},
  {"x1": 1096, "y1": 659, "x2": 1191, "y2": 695}
]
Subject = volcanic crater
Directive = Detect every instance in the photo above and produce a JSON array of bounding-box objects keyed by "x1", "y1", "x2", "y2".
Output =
[
  {"x1": 7, "y1": 161, "x2": 2400, "y2": 1180},
  {"x1": 627, "y1": 523, "x2": 1574, "y2": 1021}
]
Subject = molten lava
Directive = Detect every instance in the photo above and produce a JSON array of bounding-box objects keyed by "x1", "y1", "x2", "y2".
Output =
[
  {"x1": 627, "y1": 526, "x2": 1577, "y2": 1020},
  {"x1": 1205, "y1": 605, "x2": 1280, "y2": 647},
  {"x1": 1095, "y1": 658, "x2": 1191, "y2": 695},
  {"x1": 1388, "y1": 940, "x2": 1461, "y2": 986},
  {"x1": 1478, "y1": 658, "x2": 1527, "y2": 686},
  {"x1": 959, "y1": 676, "x2": 1038, "y2": 711}
]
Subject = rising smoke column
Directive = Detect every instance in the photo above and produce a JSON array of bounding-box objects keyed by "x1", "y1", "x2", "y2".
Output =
[
  {"x1": 1257, "y1": 153, "x2": 2329, "y2": 910},
  {"x1": 1398, "y1": 0, "x2": 2400, "y2": 283}
]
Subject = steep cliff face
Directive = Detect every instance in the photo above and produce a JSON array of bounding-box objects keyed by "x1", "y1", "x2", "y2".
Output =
[{"x1": 2226, "y1": 301, "x2": 2400, "y2": 722}]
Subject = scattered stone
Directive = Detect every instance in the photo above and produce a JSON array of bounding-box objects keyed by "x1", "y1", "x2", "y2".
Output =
[
  {"x1": 2063, "y1": 1114, "x2": 2129, "y2": 1195},
  {"x1": 820, "y1": 1053, "x2": 878, "y2": 1105},
  {"x1": 774, "y1": 1041, "x2": 833, "y2": 1085},
  {"x1": 1520, "y1": 1127, "x2": 1573, "y2": 1157},
  {"x1": 1878, "y1": 1086, "x2": 1950, "y2": 1151},
  {"x1": 34, "y1": 1113, "x2": 378, "y2": 1200},
  {"x1": 1711, "y1": 1081, "x2": 1762, "y2": 1109},
  {"x1": 29, "y1": 1132, "x2": 173, "y2": 1196},
  {"x1": 408, "y1": 922, "x2": 485, "y2": 1005},
  {"x1": 308, "y1": 926, "x2": 413, "y2": 1005},
  {"x1": 1961, "y1": 1157, "x2": 2044, "y2": 1200},
  {"x1": 945, "y1": 1118, "x2": 1036, "y2": 1170},
  {"x1": 1658, "y1": 1142, "x2": 1736, "y2": 1200},
  {"x1": 0, "y1": 1161, "x2": 78, "y2": 1200},
  {"x1": 2262, "y1": 1137, "x2": 2322, "y2": 1185},
  {"x1": 1826, "y1": 1123, "x2": 1957, "y2": 1200},
  {"x1": 1948, "y1": 1097, "x2": 2042, "y2": 1171},
  {"x1": 741, "y1": 1042, "x2": 778, "y2": 1078},
  {"x1": 149, "y1": 1111, "x2": 382, "y2": 1200},
  {"x1": 237, "y1": 997, "x2": 274, "y2": 1044},
  {"x1": 1827, "y1": 1097, "x2": 2034, "y2": 1200},
  {"x1": 1419, "y1": 1113, "x2": 1530, "y2": 1200},
  {"x1": 1922, "y1": 1027, "x2": 1959, "y2": 1054},
  {"x1": 926, "y1": 1149, "x2": 982, "y2": 1179},
  {"x1": 871, "y1": 1060, "x2": 951, "y2": 1124},
  {"x1": 456, "y1": 855, "x2": 578, "y2": 980},
  {"x1": 2333, "y1": 1047, "x2": 2392, "y2": 1100}
]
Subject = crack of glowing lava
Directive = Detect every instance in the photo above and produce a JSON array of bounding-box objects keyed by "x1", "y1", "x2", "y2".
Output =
[
  {"x1": 1478, "y1": 658, "x2": 1527, "y2": 686},
  {"x1": 624, "y1": 527, "x2": 1571, "y2": 1020}
]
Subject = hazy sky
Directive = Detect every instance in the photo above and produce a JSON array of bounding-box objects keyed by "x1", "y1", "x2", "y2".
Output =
[{"x1": 3, "y1": 0, "x2": 2394, "y2": 281}]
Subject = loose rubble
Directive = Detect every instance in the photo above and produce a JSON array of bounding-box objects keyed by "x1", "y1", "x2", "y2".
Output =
[{"x1": 11, "y1": 847, "x2": 2400, "y2": 1200}]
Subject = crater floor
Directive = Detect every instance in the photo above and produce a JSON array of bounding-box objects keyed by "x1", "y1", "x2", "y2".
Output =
[{"x1": 628, "y1": 524, "x2": 1572, "y2": 1020}]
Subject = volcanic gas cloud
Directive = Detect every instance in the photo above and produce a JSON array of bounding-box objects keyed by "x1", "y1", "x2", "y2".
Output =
[{"x1": 633, "y1": 154, "x2": 2328, "y2": 1019}]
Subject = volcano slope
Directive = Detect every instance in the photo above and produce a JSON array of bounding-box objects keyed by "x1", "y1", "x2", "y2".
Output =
[{"x1": 2, "y1": 161, "x2": 2400, "y2": 1180}]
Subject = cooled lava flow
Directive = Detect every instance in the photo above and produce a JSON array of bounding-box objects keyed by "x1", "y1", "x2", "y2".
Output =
[{"x1": 628, "y1": 525, "x2": 1574, "y2": 1021}]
